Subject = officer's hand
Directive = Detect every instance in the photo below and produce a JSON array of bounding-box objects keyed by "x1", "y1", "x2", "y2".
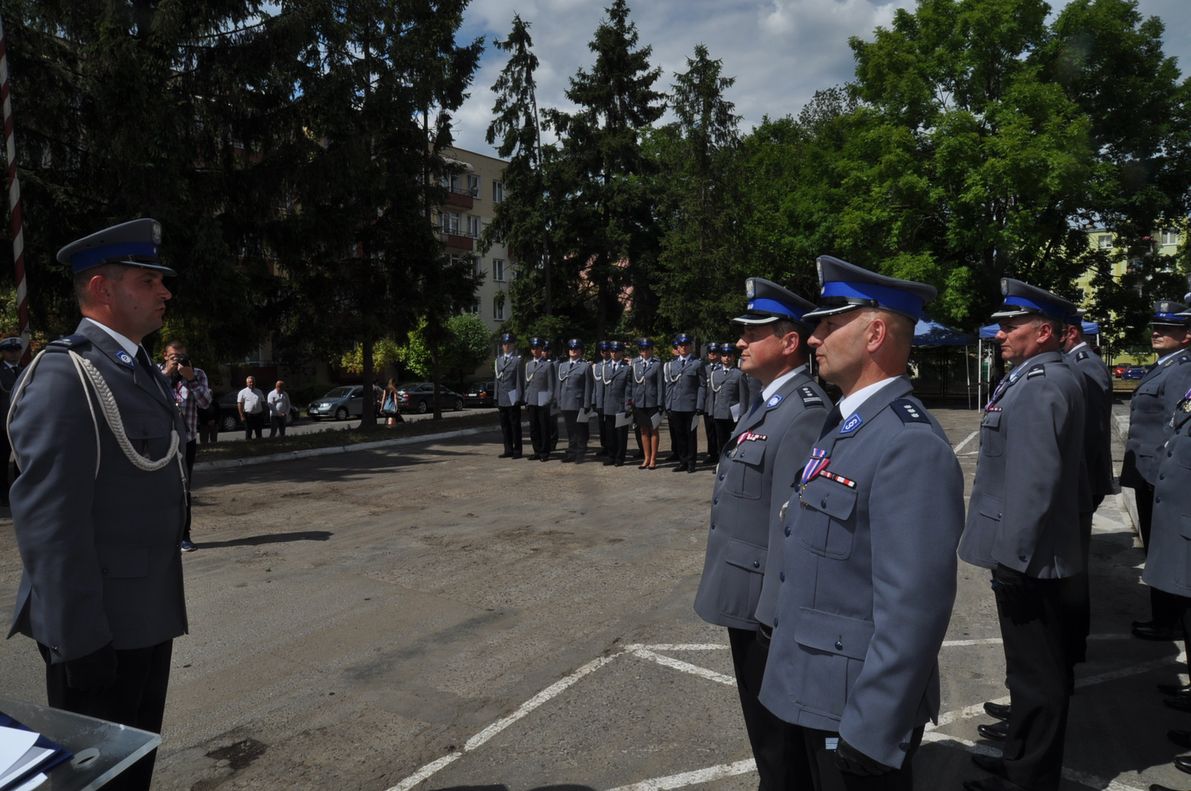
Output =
[
  {"x1": 835, "y1": 738, "x2": 891, "y2": 776},
  {"x1": 695, "y1": 409, "x2": 704, "y2": 416},
  {"x1": 991, "y1": 564, "x2": 1030, "y2": 607},
  {"x1": 64, "y1": 643, "x2": 118, "y2": 692}
]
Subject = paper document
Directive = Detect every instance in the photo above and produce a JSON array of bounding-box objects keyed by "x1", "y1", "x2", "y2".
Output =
[
  {"x1": 615, "y1": 412, "x2": 632, "y2": 428},
  {"x1": 650, "y1": 412, "x2": 663, "y2": 430},
  {"x1": 577, "y1": 408, "x2": 594, "y2": 422},
  {"x1": 730, "y1": 403, "x2": 741, "y2": 421},
  {"x1": 0, "y1": 726, "x2": 38, "y2": 782},
  {"x1": 509, "y1": 388, "x2": 520, "y2": 405},
  {"x1": 537, "y1": 391, "x2": 550, "y2": 407}
]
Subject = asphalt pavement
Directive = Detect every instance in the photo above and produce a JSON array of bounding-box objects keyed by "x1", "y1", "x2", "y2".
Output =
[{"x1": 0, "y1": 402, "x2": 1186, "y2": 791}]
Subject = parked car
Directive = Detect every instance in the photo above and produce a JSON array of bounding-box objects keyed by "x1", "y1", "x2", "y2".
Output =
[
  {"x1": 1121, "y1": 366, "x2": 1149, "y2": 380},
  {"x1": 394, "y1": 382, "x2": 464, "y2": 413},
  {"x1": 1111, "y1": 365, "x2": 1127, "y2": 378},
  {"x1": 461, "y1": 379, "x2": 497, "y2": 408},
  {"x1": 216, "y1": 391, "x2": 300, "y2": 433},
  {"x1": 307, "y1": 385, "x2": 384, "y2": 421}
]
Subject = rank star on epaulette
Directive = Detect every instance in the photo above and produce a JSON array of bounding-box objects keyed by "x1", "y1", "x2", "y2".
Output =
[
  {"x1": 1075, "y1": 350, "x2": 1089, "y2": 362},
  {"x1": 798, "y1": 386, "x2": 822, "y2": 406}
]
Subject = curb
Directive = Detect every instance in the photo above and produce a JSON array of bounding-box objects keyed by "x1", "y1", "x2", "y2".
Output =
[{"x1": 194, "y1": 423, "x2": 501, "y2": 472}]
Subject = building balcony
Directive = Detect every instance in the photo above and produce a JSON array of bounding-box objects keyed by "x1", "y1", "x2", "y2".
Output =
[
  {"x1": 444, "y1": 189, "x2": 474, "y2": 210},
  {"x1": 438, "y1": 230, "x2": 475, "y2": 251}
]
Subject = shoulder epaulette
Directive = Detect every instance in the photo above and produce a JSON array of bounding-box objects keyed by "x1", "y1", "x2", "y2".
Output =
[
  {"x1": 798, "y1": 385, "x2": 824, "y2": 408},
  {"x1": 47, "y1": 334, "x2": 90, "y2": 351},
  {"x1": 1026, "y1": 365, "x2": 1046, "y2": 379},
  {"x1": 1075, "y1": 350, "x2": 1089, "y2": 362},
  {"x1": 891, "y1": 398, "x2": 930, "y2": 425}
]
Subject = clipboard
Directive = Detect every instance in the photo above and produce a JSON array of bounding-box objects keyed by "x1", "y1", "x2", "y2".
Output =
[
  {"x1": 615, "y1": 411, "x2": 632, "y2": 428},
  {"x1": 650, "y1": 412, "x2": 663, "y2": 430},
  {"x1": 537, "y1": 391, "x2": 550, "y2": 407},
  {"x1": 730, "y1": 403, "x2": 741, "y2": 421}
]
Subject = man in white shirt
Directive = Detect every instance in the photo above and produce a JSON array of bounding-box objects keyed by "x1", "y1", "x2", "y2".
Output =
[
  {"x1": 237, "y1": 376, "x2": 266, "y2": 440},
  {"x1": 267, "y1": 379, "x2": 292, "y2": 438}
]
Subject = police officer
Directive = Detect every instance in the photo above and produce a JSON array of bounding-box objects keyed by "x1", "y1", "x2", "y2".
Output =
[
  {"x1": 702, "y1": 341, "x2": 722, "y2": 462},
  {"x1": 664, "y1": 333, "x2": 706, "y2": 473},
  {"x1": 695, "y1": 278, "x2": 829, "y2": 789},
  {"x1": 558, "y1": 338, "x2": 594, "y2": 463},
  {"x1": 630, "y1": 338, "x2": 666, "y2": 469},
  {"x1": 709, "y1": 342, "x2": 749, "y2": 451},
  {"x1": 7, "y1": 218, "x2": 188, "y2": 791},
  {"x1": 0, "y1": 336, "x2": 24, "y2": 507},
  {"x1": 959, "y1": 279, "x2": 1086, "y2": 791},
  {"x1": 598, "y1": 341, "x2": 632, "y2": 466},
  {"x1": 1123, "y1": 301, "x2": 1191, "y2": 642},
  {"x1": 593, "y1": 341, "x2": 611, "y2": 458},
  {"x1": 494, "y1": 332, "x2": 524, "y2": 459},
  {"x1": 760, "y1": 256, "x2": 964, "y2": 791},
  {"x1": 524, "y1": 337, "x2": 555, "y2": 462}
]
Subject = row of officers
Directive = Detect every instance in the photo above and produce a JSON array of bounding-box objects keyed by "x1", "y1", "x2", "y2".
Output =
[{"x1": 492, "y1": 334, "x2": 762, "y2": 471}]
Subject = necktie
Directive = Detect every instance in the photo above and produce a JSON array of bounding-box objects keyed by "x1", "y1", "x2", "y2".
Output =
[
  {"x1": 135, "y1": 347, "x2": 156, "y2": 377},
  {"x1": 818, "y1": 404, "x2": 842, "y2": 439}
]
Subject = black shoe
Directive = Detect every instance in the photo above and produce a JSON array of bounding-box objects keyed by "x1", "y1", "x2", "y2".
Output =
[
  {"x1": 983, "y1": 701, "x2": 1011, "y2": 721},
  {"x1": 511, "y1": 453, "x2": 523, "y2": 459},
  {"x1": 1160, "y1": 683, "x2": 1191, "y2": 696},
  {"x1": 1134, "y1": 621, "x2": 1179, "y2": 641},
  {"x1": 977, "y1": 721, "x2": 1008, "y2": 741},
  {"x1": 1175, "y1": 755, "x2": 1191, "y2": 775},
  {"x1": 1170, "y1": 730, "x2": 1191, "y2": 750},
  {"x1": 687, "y1": 465, "x2": 697, "y2": 473},
  {"x1": 970, "y1": 753, "x2": 1006, "y2": 777},
  {"x1": 539, "y1": 454, "x2": 550, "y2": 462},
  {"x1": 561, "y1": 456, "x2": 573, "y2": 463},
  {"x1": 499, "y1": 452, "x2": 513, "y2": 458},
  {"x1": 963, "y1": 778, "x2": 1019, "y2": 791},
  {"x1": 672, "y1": 465, "x2": 686, "y2": 473},
  {"x1": 614, "y1": 460, "x2": 624, "y2": 467},
  {"x1": 603, "y1": 459, "x2": 616, "y2": 466}
]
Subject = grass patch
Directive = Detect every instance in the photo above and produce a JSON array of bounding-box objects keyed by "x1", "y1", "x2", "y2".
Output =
[{"x1": 195, "y1": 412, "x2": 501, "y2": 461}]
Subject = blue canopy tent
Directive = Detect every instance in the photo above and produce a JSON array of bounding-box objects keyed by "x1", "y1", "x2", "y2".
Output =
[{"x1": 912, "y1": 319, "x2": 978, "y2": 408}]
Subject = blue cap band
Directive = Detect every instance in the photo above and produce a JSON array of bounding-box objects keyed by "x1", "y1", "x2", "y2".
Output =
[
  {"x1": 746, "y1": 298, "x2": 804, "y2": 321},
  {"x1": 69, "y1": 241, "x2": 159, "y2": 273},
  {"x1": 1153, "y1": 312, "x2": 1187, "y2": 323},
  {"x1": 822, "y1": 281, "x2": 924, "y2": 319},
  {"x1": 1004, "y1": 294, "x2": 1066, "y2": 320}
]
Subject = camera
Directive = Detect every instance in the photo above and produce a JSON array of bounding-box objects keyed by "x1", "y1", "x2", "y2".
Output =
[{"x1": 174, "y1": 355, "x2": 190, "y2": 367}]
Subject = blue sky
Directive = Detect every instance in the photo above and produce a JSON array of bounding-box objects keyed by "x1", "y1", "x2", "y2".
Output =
[{"x1": 450, "y1": 0, "x2": 1191, "y2": 158}]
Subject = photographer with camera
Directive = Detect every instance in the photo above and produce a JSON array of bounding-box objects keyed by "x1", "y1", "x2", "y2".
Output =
[{"x1": 160, "y1": 340, "x2": 211, "y2": 552}]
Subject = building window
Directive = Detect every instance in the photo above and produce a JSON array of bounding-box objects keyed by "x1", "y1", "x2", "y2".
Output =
[
  {"x1": 493, "y1": 295, "x2": 505, "y2": 321},
  {"x1": 1097, "y1": 234, "x2": 1113, "y2": 250},
  {"x1": 493, "y1": 181, "x2": 504, "y2": 203},
  {"x1": 467, "y1": 174, "x2": 480, "y2": 197},
  {"x1": 467, "y1": 215, "x2": 481, "y2": 238},
  {"x1": 441, "y1": 212, "x2": 460, "y2": 235},
  {"x1": 1161, "y1": 229, "x2": 1179, "y2": 246},
  {"x1": 493, "y1": 259, "x2": 505, "y2": 282}
]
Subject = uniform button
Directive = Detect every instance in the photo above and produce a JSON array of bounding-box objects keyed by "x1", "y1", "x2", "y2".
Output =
[
  {"x1": 713, "y1": 498, "x2": 719, "y2": 505},
  {"x1": 1018, "y1": 554, "x2": 1027, "y2": 561},
  {"x1": 834, "y1": 640, "x2": 843, "y2": 650},
  {"x1": 1156, "y1": 496, "x2": 1162, "y2": 504},
  {"x1": 784, "y1": 526, "x2": 791, "y2": 537},
  {"x1": 711, "y1": 524, "x2": 716, "y2": 530},
  {"x1": 773, "y1": 617, "x2": 779, "y2": 628},
  {"x1": 753, "y1": 560, "x2": 760, "y2": 568},
  {"x1": 1161, "y1": 474, "x2": 1166, "y2": 480},
  {"x1": 719, "y1": 474, "x2": 725, "y2": 481},
  {"x1": 779, "y1": 571, "x2": 786, "y2": 582},
  {"x1": 820, "y1": 498, "x2": 827, "y2": 508}
]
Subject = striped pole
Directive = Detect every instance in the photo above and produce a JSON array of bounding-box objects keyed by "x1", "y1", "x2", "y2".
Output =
[{"x1": 0, "y1": 14, "x2": 30, "y2": 362}]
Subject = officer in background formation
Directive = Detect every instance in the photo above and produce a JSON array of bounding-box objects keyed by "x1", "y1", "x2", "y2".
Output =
[
  {"x1": 558, "y1": 338, "x2": 594, "y2": 463},
  {"x1": 593, "y1": 341, "x2": 611, "y2": 458},
  {"x1": 630, "y1": 338, "x2": 666, "y2": 470},
  {"x1": 494, "y1": 333, "x2": 524, "y2": 459},
  {"x1": 708, "y1": 342, "x2": 749, "y2": 455},
  {"x1": 694, "y1": 277, "x2": 828, "y2": 789},
  {"x1": 1122, "y1": 302, "x2": 1191, "y2": 642},
  {"x1": 6, "y1": 219, "x2": 189, "y2": 791},
  {"x1": 760, "y1": 256, "x2": 964, "y2": 791},
  {"x1": 524, "y1": 337, "x2": 555, "y2": 462},
  {"x1": 598, "y1": 341, "x2": 632, "y2": 466},
  {"x1": 702, "y1": 341, "x2": 722, "y2": 462},
  {"x1": 664, "y1": 333, "x2": 705, "y2": 473},
  {"x1": 959, "y1": 279, "x2": 1085, "y2": 791},
  {"x1": 0, "y1": 336, "x2": 24, "y2": 507}
]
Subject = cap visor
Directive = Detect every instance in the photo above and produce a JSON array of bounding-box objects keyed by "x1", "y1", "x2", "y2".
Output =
[
  {"x1": 731, "y1": 313, "x2": 781, "y2": 325},
  {"x1": 119, "y1": 259, "x2": 178, "y2": 277},
  {"x1": 802, "y1": 304, "x2": 861, "y2": 320},
  {"x1": 989, "y1": 307, "x2": 1033, "y2": 320}
]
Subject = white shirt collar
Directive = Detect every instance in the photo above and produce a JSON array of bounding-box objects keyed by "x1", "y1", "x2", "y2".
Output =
[
  {"x1": 1068, "y1": 341, "x2": 1088, "y2": 354},
  {"x1": 1159, "y1": 348, "x2": 1186, "y2": 365},
  {"x1": 82, "y1": 317, "x2": 140, "y2": 360},
  {"x1": 761, "y1": 364, "x2": 808, "y2": 402},
  {"x1": 838, "y1": 376, "x2": 901, "y2": 420}
]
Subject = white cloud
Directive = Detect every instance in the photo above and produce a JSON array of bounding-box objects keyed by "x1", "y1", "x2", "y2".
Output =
[{"x1": 452, "y1": 0, "x2": 1190, "y2": 158}]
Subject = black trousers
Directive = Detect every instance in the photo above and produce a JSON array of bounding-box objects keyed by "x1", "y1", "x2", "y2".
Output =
[
  {"x1": 714, "y1": 419, "x2": 736, "y2": 458},
  {"x1": 498, "y1": 405, "x2": 522, "y2": 455},
  {"x1": 244, "y1": 411, "x2": 264, "y2": 439},
  {"x1": 602, "y1": 415, "x2": 629, "y2": 464},
  {"x1": 994, "y1": 575, "x2": 1070, "y2": 791},
  {"x1": 728, "y1": 627, "x2": 812, "y2": 790},
  {"x1": 1132, "y1": 482, "x2": 1180, "y2": 625},
  {"x1": 802, "y1": 726, "x2": 922, "y2": 791},
  {"x1": 527, "y1": 404, "x2": 552, "y2": 458},
  {"x1": 596, "y1": 407, "x2": 608, "y2": 455},
  {"x1": 668, "y1": 410, "x2": 697, "y2": 469},
  {"x1": 562, "y1": 410, "x2": 590, "y2": 458},
  {"x1": 41, "y1": 640, "x2": 173, "y2": 791},
  {"x1": 269, "y1": 414, "x2": 287, "y2": 437},
  {"x1": 182, "y1": 439, "x2": 197, "y2": 543},
  {"x1": 1059, "y1": 511, "x2": 1093, "y2": 666},
  {"x1": 704, "y1": 414, "x2": 719, "y2": 459}
]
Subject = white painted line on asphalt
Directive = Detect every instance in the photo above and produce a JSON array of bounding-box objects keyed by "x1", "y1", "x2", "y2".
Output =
[
  {"x1": 605, "y1": 758, "x2": 757, "y2": 790},
  {"x1": 622, "y1": 643, "x2": 726, "y2": 651},
  {"x1": 942, "y1": 633, "x2": 1135, "y2": 649},
  {"x1": 921, "y1": 732, "x2": 1144, "y2": 791},
  {"x1": 952, "y1": 430, "x2": 979, "y2": 454},
  {"x1": 387, "y1": 652, "x2": 623, "y2": 791},
  {"x1": 629, "y1": 648, "x2": 736, "y2": 686}
]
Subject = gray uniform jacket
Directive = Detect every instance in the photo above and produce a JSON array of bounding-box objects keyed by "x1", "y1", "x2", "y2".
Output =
[
  {"x1": 592, "y1": 360, "x2": 607, "y2": 412},
  {"x1": 694, "y1": 370, "x2": 829, "y2": 630},
  {"x1": 494, "y1": 353, "x2": 523, "y2": 407},
  {"x1": 1122, "y1": 350, "x2": 1191, "y2": 488},
  {"x1": 556, "y1": 359, "x2": 593, "y2": 411},
  {"x1": 1066, "y1": 345, "x2": 1113, "y2": 508},
  {"x1": 524, "y1": 357, "x2": 555, "y2": 406},
  {"x1": 958, "y1": 351, "x2": 1085, "y2": 578},
  {"x1": 630, "y1": 357, "x2": 665, "y2": 409},
  {"x1": 598, "y1": 361, "x2": 631, "y2": 417},
  {"x1": 759, "y1": 378, "x2": 964, "y2": 769},
  {"x1": 7, "y1": 321, "x2": 188, "y2": 663},
  {"x1": 663, "y1": 357, "x2": 705, "y2": 412},
  {"x1": 708, "y1": 366, "x2": 749, "y2": 421},
  {"x1": 1143, "y1": 390, "x2": 1191, "y2": 596}
]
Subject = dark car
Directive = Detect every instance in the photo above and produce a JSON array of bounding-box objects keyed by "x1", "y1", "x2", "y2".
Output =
[
  {"x1": 307, "y1": 384, "x2": 384, "y2": 421},
  {"x1": 1122, "y1": 366, "x2": 1149, "y2": 380},
  {"x1": 216, "y1": 390, "x2": 300, "y2": 433},
  {"x1": 461, "y1": 379, "x2": 497, "y2": 408},
  {"x1": 395, "y1": 382, "x2": 464, "y2": 413}
]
